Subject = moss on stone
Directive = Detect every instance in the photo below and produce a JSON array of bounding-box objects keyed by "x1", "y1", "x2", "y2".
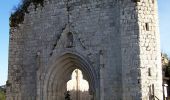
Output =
[{"x1": 10, "y1": 0, "x2": 44, "y2": 27}]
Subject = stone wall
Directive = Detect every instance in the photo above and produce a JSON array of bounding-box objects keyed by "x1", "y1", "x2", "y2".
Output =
[
  {"x1": 137, "y1": 0, "x2": 163, "y2": 99},
  {"x1": 7, "y1": 0, "x2": 163, "y2": 100},
  {"x1": 120, "y1": 0, "x2": 141, "y2": 99}
]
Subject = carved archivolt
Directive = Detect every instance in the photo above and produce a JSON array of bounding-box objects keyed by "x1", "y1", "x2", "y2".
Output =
[{"x1": 39, "y1": 52, "x2": 99, "y2": 100}]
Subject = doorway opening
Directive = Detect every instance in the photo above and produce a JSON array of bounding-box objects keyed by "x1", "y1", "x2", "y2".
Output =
[{"x1": 66, "y1": 69, "x2": 92, "y2": 100}]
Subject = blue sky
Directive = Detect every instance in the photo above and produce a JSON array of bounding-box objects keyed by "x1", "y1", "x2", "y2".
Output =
[
  {"x1": 0, "y1": 0, "x2": 170, "y2": 85},
  {"x1": 0, "y1": 0, "x2": 20, "y2": 85},
  {"x1": 158, "y1": 0, "x2": 170, "y2": 55}
]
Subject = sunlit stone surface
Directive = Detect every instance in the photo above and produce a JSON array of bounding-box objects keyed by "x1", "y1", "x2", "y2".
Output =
[{"x1": 7, "y1": 0, "x2": 163, "y2": 100}]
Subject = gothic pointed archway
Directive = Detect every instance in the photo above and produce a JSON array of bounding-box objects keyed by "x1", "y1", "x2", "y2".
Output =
[
  {"x1": 67, "y1": 69, "x2": 92, "y2": 100},
  {"x1": 41, "y1": 51, "x2": 99, "y2": 100}
]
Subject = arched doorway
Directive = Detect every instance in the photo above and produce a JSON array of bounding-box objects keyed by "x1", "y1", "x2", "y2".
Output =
[
  {"x1": 41, "y1": 52, "x2": 99, "y2": 100},
  {"x1": 67, "y1": 69, "x2": 92, "y2": 100}
]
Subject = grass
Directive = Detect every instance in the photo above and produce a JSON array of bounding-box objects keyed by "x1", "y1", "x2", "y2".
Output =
[{"x1": 0, "y1": 90, "x2": 6, "y2": 100}]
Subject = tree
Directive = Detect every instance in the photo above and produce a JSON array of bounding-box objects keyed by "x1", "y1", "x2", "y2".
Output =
[
  {"x1": 162, "y1": 53, "x2": 170, "y2": 98},
  {"x1": 162, "y1": 53, "x2": 170, "y2": 77}
]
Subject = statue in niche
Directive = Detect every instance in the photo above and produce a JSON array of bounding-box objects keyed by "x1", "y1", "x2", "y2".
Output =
[{"x1": 66, "y1": 32, "x2": 73, "y2": 48}]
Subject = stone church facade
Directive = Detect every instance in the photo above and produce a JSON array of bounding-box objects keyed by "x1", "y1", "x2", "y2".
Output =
[{"x1": 7, "y1": 0, "x2": 163, "y2": 100}]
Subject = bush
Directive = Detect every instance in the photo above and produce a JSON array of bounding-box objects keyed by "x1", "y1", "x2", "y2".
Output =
[
  {"x1": 0, "y1": 90, "x2": 5, "y2": 100},
  {"x1": 10, "y1": 0, "x2": 44, "y2": 27}
]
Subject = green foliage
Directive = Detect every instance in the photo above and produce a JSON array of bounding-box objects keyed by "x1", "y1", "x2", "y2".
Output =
[
  {"x1": 162, "y1": 53, "x2": 170, "y2": 77},
  {"x1": 10, "y1": 0, "x2": 44, "y2": 27},
  {"x1": 6, "y1": 80, "x2": 11, "y2": 87},
  {"x1": 162, "y1": 53, "x2": 169, "y2": 60},
  {"x1": 0, "y1": 90, "x2": 6, "y2": 100},
  {"x1": 166, "y1": 62, "x2": 170, "y2": 77}
]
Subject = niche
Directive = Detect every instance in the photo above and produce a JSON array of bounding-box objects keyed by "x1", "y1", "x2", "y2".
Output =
[{"x1": 66, "y1": 32, "x2": 73, "y2": 48}]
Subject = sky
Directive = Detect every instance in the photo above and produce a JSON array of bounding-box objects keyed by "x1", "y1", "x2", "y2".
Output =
[
  {"x1": 0, "y1": 0, "x2": 20, "y2": 86},
  {"x1": 0, "y1": 0, "x2": 170, "y2": 86}
]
